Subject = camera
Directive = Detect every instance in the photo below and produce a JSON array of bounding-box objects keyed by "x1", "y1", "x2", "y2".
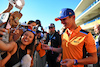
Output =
[
  {"x1": 35, "y1": 20, "x2": 41, "y2": 26},
  {"x1": 32, "y1": 26, "x2": 37, "y2": 30}
]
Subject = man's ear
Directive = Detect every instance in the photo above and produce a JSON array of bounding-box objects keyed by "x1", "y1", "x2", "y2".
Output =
[{"x1": 73, "y1": 15, "x2": 75, "y2": 19}]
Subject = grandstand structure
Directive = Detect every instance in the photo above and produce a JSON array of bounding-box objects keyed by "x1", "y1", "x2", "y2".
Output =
[{"x1": 75, "y1": 0, "x2": 100, "y2": 34}]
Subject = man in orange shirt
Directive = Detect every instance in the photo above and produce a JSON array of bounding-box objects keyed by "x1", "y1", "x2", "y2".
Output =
[{"x1": 42, "y1": 8, "x2": 97, "y2": 67}]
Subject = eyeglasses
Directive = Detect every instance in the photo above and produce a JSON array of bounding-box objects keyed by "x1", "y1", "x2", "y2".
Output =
[{"x1": 27, "y1": 29, "x2": 36, "y2": 34}]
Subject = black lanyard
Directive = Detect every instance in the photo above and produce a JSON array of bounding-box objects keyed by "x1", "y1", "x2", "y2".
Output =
[{"x1": 49, "y1": 34, "x2": 54, "y2": 40}]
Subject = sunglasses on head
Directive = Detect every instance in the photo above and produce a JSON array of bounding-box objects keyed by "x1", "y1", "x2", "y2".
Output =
[{"x1": 27, "y1": 29, "x2": 36, "y2": 34}]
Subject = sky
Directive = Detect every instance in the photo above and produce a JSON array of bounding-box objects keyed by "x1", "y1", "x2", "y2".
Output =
[{"x1": 0, "y1": 0, "x2": 81, "y2": 32}]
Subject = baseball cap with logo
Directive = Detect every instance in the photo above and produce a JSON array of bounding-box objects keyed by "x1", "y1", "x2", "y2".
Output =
[
  {"x1": 49, "y1": 23, "x2": 55, "y2": 28},
  {"x1": 55, "y1": 8, "x2": 75, "y2": 21}
]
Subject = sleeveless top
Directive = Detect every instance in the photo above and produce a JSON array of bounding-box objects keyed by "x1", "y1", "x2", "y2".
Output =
[{"x1": 1, "y1": 44, "x2": 27, "y2": 67}]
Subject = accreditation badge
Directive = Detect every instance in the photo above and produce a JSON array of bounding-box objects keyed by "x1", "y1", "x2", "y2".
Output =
[{"x1": 48, "y1": 40, "x2": 51, "y2": 46}]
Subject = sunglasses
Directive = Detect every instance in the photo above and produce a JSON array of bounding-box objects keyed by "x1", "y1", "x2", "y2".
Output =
[
  {"x1": 27, "y1": 29, "x2": 36, "y2": 34},
  {"x1": 49, "y1": 27, "x2": 54, "y2": 29}
]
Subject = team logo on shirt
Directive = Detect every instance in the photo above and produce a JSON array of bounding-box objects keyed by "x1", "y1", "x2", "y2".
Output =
[
  {"x1": 71, "y1": 36, "x2": 86, "y2": 46},
  {"x1": 63, "y1": 36, "x2": 86, "y2": 47},
  {"x1": 74, "y1": 41, "x2": 79, "y2": 43}
]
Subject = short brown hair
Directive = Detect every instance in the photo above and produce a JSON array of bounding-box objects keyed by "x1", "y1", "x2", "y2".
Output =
[{"x1": 27, "y1": 20, "x2": 36, "y2": 24}]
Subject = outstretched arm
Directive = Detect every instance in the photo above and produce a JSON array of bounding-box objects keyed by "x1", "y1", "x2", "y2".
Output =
[
  {"x1": 0, "y1": 28, "x2": 17, "y2": 52},
  {"x1": 1, "y1": 46, "x2": 17, "y2": 67},
  {"x1": 0, "y1": 52, "x2": 12, "y2": 67},
  {"x1": 1, "y1": 3, "x2": 13, "y2": 14},
  {"x1": 42, "y1": 44, "x2": 62, "y2": 53},
  {"x1": 60, "y1": 52, "x2": 97, "y2": 67}
]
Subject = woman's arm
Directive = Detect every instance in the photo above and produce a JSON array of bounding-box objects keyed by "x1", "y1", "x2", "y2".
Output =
[
  {"x1": 1, "y1": 3, "x2": 13, "y2": 14},
  {"x1": 1, "y1": 52, "x2": 11, "y2": 67}
]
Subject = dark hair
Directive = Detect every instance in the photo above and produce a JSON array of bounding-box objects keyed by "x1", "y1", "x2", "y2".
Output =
[
  {"x1": 27, "y1": 20, "x2": 36, "y2": 24},
  {"x1": 35, "y1": 20, "x2": 41, "y2": 26},
  {"x1": 16, "y1": 30, "x2": 35, "y2": 52}
]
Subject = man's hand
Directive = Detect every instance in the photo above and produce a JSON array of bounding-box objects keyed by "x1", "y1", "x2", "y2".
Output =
[
  {"x1": 56, "y1": 56, "x2": 61, "y2": 62},
  {"x1": 10, "y1": 28, "x2": 19, "y2": 35},
  {"x1": 42, "y1": 44, "x2": 50, "y2": 50},
  {"x1": 56, "y1": 54, "x2": 62, "y2": 62},
  {"x1": 0, "y1": 28, "x2": 7, "y2": 40},
  {"x1": 15, "y1": 5, "x2": 22, "y2": 10},
  {"x1": 60, "y1": 59, "x2": 74, "y2": 67}
]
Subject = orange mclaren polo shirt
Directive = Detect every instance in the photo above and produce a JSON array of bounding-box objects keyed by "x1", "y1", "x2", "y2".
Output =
[{"x1": 61, "y1": 26, "x2": 97, "y2": 67}]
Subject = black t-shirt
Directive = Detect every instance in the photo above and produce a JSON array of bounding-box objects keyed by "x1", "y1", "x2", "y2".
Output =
[
  {"x1": 45, "y1": 31, "x2": 61, "y2": 61},
  {"x1": 1, "y1": 45, "x2": 27, "y2": 67}
]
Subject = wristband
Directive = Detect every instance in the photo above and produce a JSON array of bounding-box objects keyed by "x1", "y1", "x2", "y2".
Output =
[
  {"x1": 50, "y1": 47, "x2": 53, "y2": 51},
  {"x1": 74, "y1": 59, "x2": 78, "y2": 65},
  {"x1": 49, "y1": 47, "x2": 51, "y2": 50},
  {"x1": 50, "y1": 47, "x2": 53, "y2": 54}
]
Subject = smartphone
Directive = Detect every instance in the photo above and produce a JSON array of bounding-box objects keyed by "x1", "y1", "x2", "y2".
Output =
[
  {"x1": 0, "y1": 13, "x2": 10, "y2": 24},
  {"x1": 0, "y1": 13, "x2": 10, "y2": 42}
]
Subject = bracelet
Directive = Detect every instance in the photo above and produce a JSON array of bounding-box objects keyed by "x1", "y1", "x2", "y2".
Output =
[
  {"x1": 49, "y1": 47, "x2": 51, "y2": 50},
  {"x1": 74, "y1": 59, "x2": 78, "y2": 65},
  {"x1": 50, "y1": 47, "x2": 53, "y2": 51},
  {"x1": 50, "y1": 47, "x2": 52, "y2": 50},
  {"x1": 51, "y1": 47, "x2": 53, "y2": 54}
]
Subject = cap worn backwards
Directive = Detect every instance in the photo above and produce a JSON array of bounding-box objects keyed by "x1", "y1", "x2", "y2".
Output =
[{"x1": 55, "y1": 8, "x2": 75, "y2": 21}]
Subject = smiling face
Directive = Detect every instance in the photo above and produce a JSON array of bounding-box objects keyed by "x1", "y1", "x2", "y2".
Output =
[
  {"x1": 9, "y1": 11, "x2": 22, "y2": 27},
  {"x1": 21, "y1": 31, "x2": 34, "y2": 46},
  {"x1": 60, "y1": 15, "x2": 75, "y2": 29}
]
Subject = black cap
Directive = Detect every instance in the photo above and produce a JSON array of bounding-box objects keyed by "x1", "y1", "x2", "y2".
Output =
[
  {"x1": 36, "y1": 20, "x2": 41, "y2": 26},
  {"x1": 49, "y1": 23, "x2": 55, "y2": 28}
]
